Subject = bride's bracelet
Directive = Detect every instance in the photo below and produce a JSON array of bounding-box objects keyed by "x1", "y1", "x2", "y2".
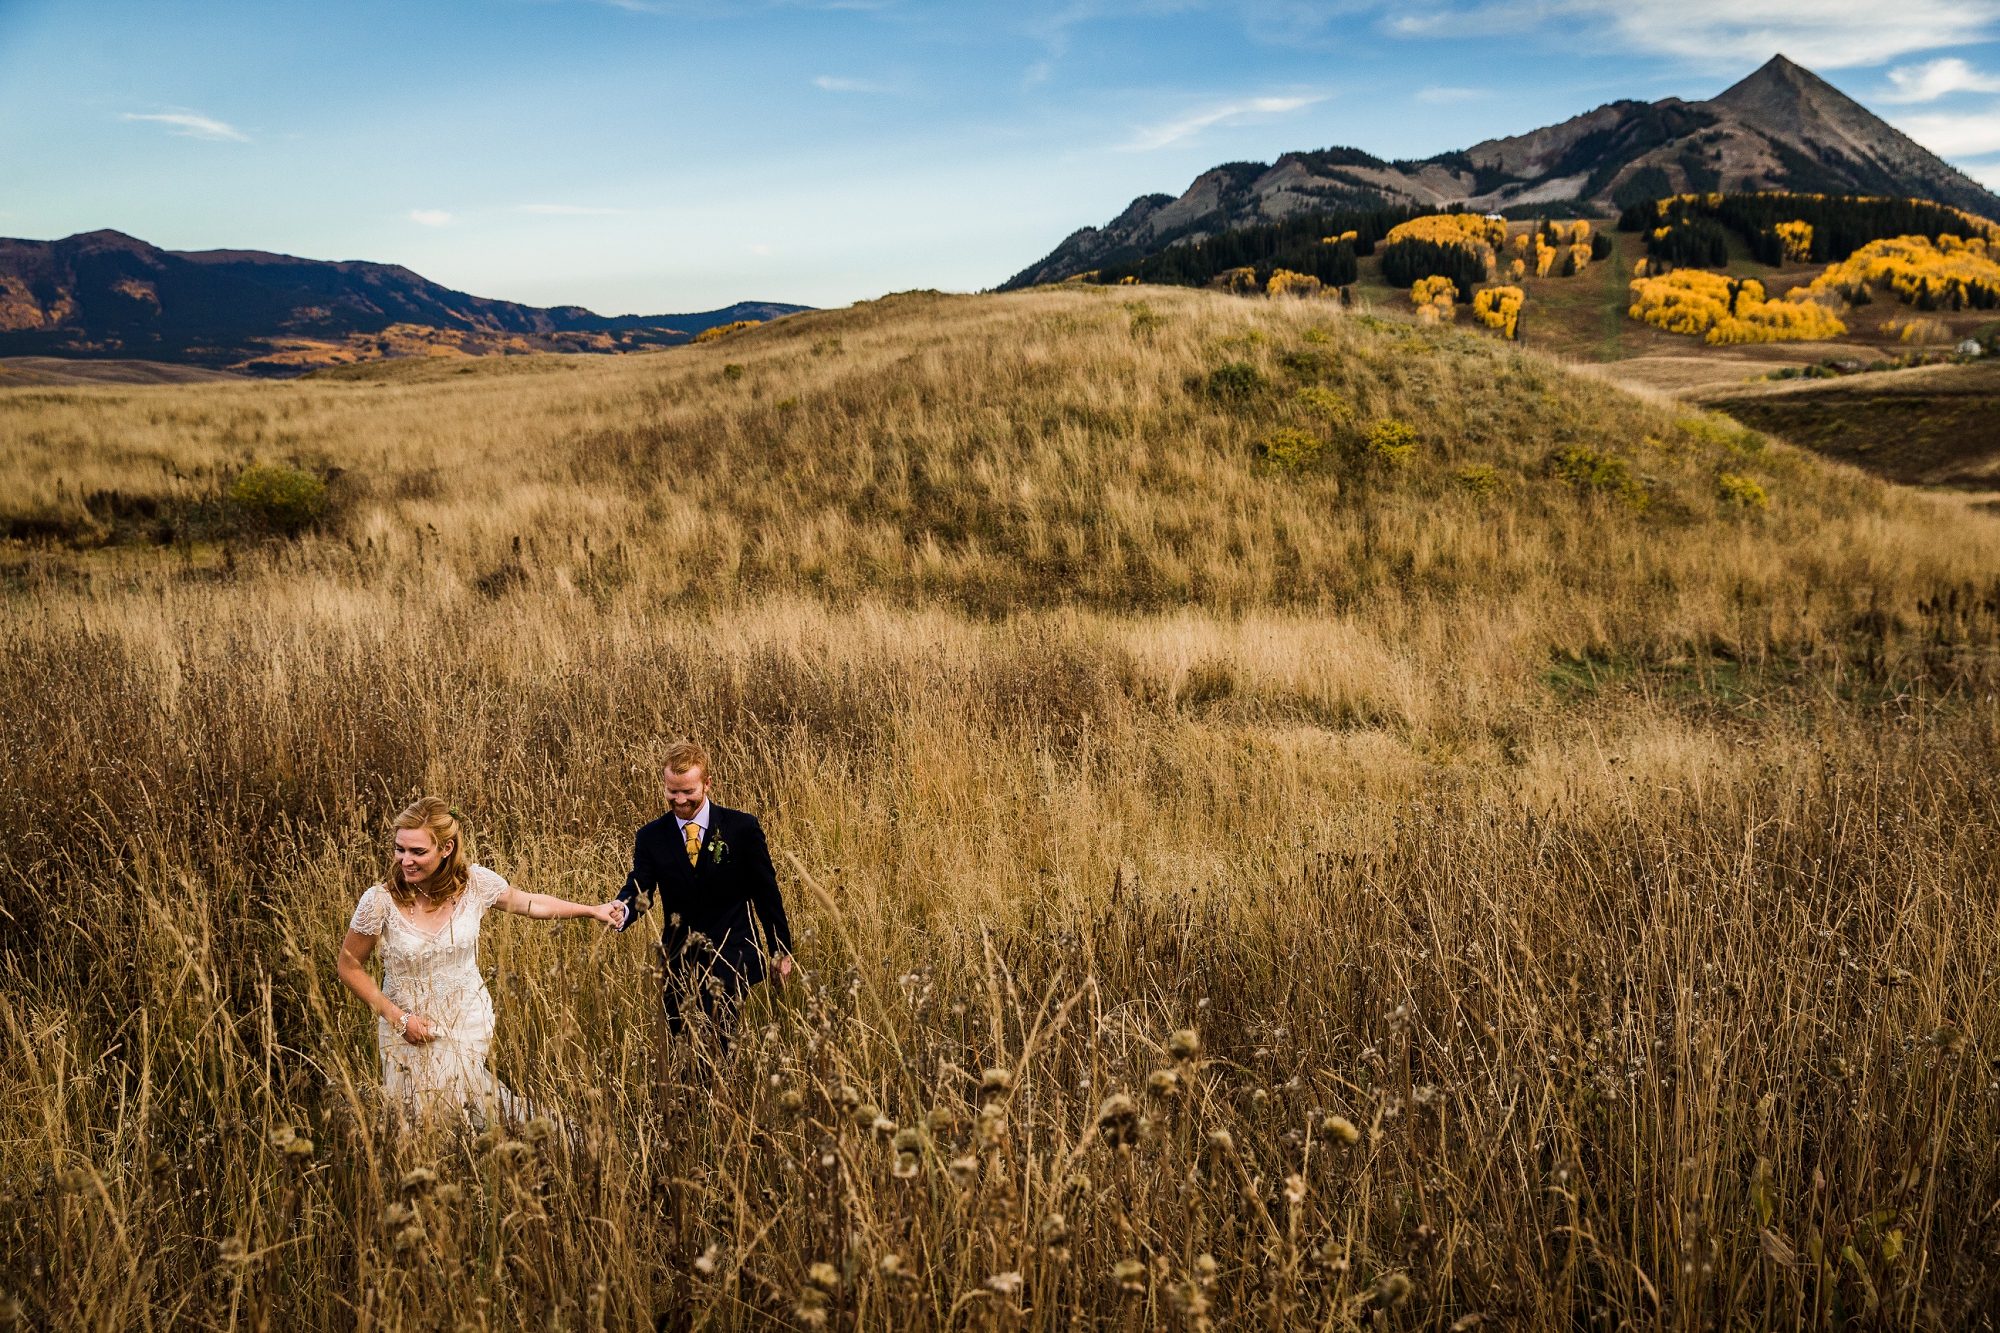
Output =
[{"x1": 396, "y1": 1010, "x2": 413, "y2": 1036}]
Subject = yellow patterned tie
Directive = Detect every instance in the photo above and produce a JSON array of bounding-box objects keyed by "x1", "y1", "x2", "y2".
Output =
[{"x1": 684, "y1": 821, "x2": 702, "y2": 866}]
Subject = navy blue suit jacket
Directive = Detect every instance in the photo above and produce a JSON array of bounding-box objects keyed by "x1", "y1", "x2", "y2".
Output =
[{"x1": 613, "y1": 804, "x2": 792, "y2": 989}]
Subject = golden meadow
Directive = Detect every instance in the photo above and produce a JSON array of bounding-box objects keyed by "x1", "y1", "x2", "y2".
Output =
[{"x1": 4, "y1": 286, "x2": 2000, "y2": 1330}]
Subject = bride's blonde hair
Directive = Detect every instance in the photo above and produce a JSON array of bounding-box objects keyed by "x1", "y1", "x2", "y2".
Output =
[{"x1": 386, "y1": 797, "x2": 471, "y2": 908}]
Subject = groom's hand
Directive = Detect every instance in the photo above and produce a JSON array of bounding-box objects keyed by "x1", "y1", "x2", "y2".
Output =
[
  {"x1": 776, "y1": 954, "x2": 794, "y2": 985},
  {"x1": 601, "y1": 901, "x2": 628, "y2": 930}
]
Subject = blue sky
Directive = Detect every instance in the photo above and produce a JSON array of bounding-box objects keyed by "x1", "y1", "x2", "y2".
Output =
[{"x1": 4, "y1": 0, "x2": 2000, "y2": 313}]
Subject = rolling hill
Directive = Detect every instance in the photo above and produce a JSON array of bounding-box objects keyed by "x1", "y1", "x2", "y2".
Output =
[
  {"x1": 0, "y1": 228, "x2": 809, "y2": 375},
  {"x1": 1005, "y1": 55, "x2": 2000, "y2": 287}
]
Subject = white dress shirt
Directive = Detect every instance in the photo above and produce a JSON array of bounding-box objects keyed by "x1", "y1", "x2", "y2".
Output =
[{"x1": 675, "y1": 801, "x2": 711, "y2": 851}]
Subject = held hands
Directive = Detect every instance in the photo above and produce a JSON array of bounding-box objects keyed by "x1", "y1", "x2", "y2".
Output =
[{"x1": 599, "y1": 900, "x2": 628, "y2": 930}]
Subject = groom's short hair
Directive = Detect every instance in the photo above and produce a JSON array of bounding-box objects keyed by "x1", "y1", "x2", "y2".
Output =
[{"x1": 663, "y1": 737, "x2": 710, "y2": 779}]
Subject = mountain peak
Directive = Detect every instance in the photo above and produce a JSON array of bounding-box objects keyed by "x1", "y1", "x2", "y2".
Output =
[
  {"x1": 1710, "y1": 53, "x2": 1851, "y2": 121},
  {"x1": 1002, "y1": 55, "x2": 2000, "y2": 288}
]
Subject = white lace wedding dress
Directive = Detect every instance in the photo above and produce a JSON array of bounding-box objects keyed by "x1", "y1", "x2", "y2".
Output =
[{"x1": 348, "y1": 863, "x2": 521, "y2": 1119}]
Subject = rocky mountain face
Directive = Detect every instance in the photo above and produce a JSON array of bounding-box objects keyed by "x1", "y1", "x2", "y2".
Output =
[
  {"x1": 0, "y1": 229, "x2": 809, "y2": 375},
  {"x1": 1003, "y1": 55, "x2": 2000, "y2": 288}
]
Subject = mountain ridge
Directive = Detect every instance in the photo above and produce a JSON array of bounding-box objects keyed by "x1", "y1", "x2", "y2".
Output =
[
  {"x1": 1003, "y1": 55, "x2": 2000, "y2": 289},
  {"x1": 0, "y1": 229, "x2": 810, "y2": 376}
]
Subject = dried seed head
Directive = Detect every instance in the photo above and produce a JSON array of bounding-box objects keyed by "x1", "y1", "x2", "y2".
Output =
[
  {"x1": 381, "y1": 1201, "x2": 416, "y2": 1226},
  {"x1": 981, "y1": 1069, "x2": 1014, "y2": 1093},
  {"x1": 1206, "y1": 1128, "x2": 1235, "y2": 1152},
  {"x1": 976, "y1": 1104, "x2": 1008, "y2": 1146},
  {"x1": 949, "y1": 1155, "x2": 979, "y2": 1185},
  {"x1": 1195, "y1": 1254, "x2": 1218, "y2": 1282},
  {"x1": 1283, "y1": 1174, "x2": 1306, "y2": 1205},
  {"x1": 393, "y1": 1222, "x2": 427, "y2": 1252},
  {"x1": 778, "y1": 1089, "x2": 805, "y2": 1113},
  {"x1": 1322, "y1": 1115, "x2": 1360, "y2": 1145},
  {"x1": 217, "y1": 1237, "x2": 249, "y2": 1266},
  {"x1": 523, "y1": 1116, "x2": 556, "y2": 1146},
  {"x1": 694, "y1": 1243, "x2": 723, "y2": 1275},
  {"x1": 1374, "y1": 1273, "x2": 1413, "y2": 1306},
  {"x1": 283, "y1": 1136, "x2": 314, "y2": 1158},
  {"x1": 853, "y1": 1102, "x2": 881, "y2": 1127},
  {"x1": 1097, "y1": 1093, "x2": 1140, "y2": 1148},
  {"x1": 1168, "y1": 1029, "x2": 1202, "y2": 1060},
  {"x1": 870, "y1": 1116, "x2": 897, "y2": 1138},
  {"x1": 1148, "y1": 1069, "x2": 1180, "y2": 1095},
  {"x1": 434, "y1": 1183, "x2": 463, "y2": 1204},
  {"x1": 892, "y1": 1127, "x2": 921, "y2": 1153},
  {"x1": 808, "y1": 1261, "x2": 842, "y2": 1292},
  {"x1": 926, "y1": 1106, "x2": 956, "y2": 1132},
  {"x1": 492, "y1": 1140, "x2": 533, "y2": 1165},
  {"x1": 879, "y1": 1254, "x2": 906, "y2": 1278},
  {"x1": 269, "y1": 1126, "x2": 297, "y2": 1149},
  {"x1": 1166, "y1": 1279, "x2": 1211, "y2": 1318},
  {"x1": 836, "y1": 1085, "x2": 862, "y2": 1110},
  {"x1": 793, "y1": 1291, "x2": 828, "y2": 1330},
  {"x1": 892, "y1": 1153, "x2": 920, "y2": 1179},
  {"x1": 985, "y1": 1272, "x2": 1023, "y2": 1296},
  {"x1": 1042, "y1": 1213, "x2": 1069, "y2": 1243},
  {"x1": 1111, "y1": 1258, "x2": 1148, "y2": 1294},
  {"x1": 148, "y1": 1152, "x2": 172, "y2": 1176},
  {"x1": 399, "y1": 1167, "x2": 438, "y2": 1194}
]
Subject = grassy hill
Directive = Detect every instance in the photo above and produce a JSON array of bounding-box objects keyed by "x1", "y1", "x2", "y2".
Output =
[{"x1": 5, "y1": 288, "x2": 2000, "y2": 1329}]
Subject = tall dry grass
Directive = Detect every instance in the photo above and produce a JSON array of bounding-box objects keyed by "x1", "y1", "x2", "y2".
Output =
[{"x1": 5, "y1": 286, "x2": 2000, "y2": 1330}]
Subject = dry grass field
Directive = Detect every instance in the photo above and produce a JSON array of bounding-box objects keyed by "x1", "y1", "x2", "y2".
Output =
[{"x1": 6, "y1": 285, "x2": 2000, "y2": 1331}]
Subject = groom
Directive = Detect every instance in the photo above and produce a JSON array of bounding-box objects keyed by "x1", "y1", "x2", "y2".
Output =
[{"x1": 613, "y1": 738, "x2": 793, "y2": 1042}]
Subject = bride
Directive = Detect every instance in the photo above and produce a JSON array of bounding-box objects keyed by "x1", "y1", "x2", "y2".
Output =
[{"x1": 335, "y1": 797, "x2": 626, "y2": 1117}]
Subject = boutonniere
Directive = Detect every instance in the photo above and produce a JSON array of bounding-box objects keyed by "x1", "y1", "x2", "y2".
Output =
[{"x1": 710, "y1": 836, "x2": 729, "y2": 866}]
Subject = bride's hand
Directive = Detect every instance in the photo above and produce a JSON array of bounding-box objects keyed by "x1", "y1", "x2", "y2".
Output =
[
  {"x1": 592, "y1": 901, "x2": 627, "y2": 929},
  {"x1": 403, "y1": 1014, "x2": 437, "y2": 1044}
]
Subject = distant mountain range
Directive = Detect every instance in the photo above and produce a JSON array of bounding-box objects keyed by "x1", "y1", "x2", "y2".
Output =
[
  {"x1": 1004, "y1": 55, "x2": 2000, "y2": 288},
  {"x1": 0, "y1": 229, "x2": 810, "y2": 376}
]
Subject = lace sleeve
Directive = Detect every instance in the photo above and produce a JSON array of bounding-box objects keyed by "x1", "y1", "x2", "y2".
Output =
[
  {"x1": 468, "y1": 864, "x2": 510, "y2": 909},
  {"x1": 348, "y1": 886, "x2": 389, "y2": 936}
]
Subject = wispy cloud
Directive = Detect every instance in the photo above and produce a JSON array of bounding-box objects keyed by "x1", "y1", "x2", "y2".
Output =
[
  {"x1": 815, "y1": 75, "x2": 894, "y2": 92},
  {"x1": 1416, "y1": 85, "x2": 1490, "y2": 103},
  {"x1": 410, "y1": 209, "x2": 453, "y2": 227},
  {"x1": 1880, "y1": 57, "x2": 2000, "y2": 101},
  {"x1": 517, "y1": 204, "x2": 626, "y2": 215},
  {"x1": 1122, "y1": 94, "x2": 1323, "y2": 151},
  {"x1": 1382, "y1": 0, "x2": 2000, "y2": 70},
  {"x1": 121, "y1": 109, "x2": 248, "y2": 142},
  {"x1": 1894, "y1": 108, "x2": 2000, "y2": 154}
]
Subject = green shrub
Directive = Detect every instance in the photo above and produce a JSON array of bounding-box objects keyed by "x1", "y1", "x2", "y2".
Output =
[
  {"x1": 1294, "y1": 386, "x2": 1347, "y2": 418},
  {"x1": 229, "y1": 464, "x2": 327, "y2": 535},
  {"x1": 1124, "y1": 301, "x2": 1165, "y2": 336},
  {"x1": 1717, "y1": 472, "x2": 1769, "y2": 508},
  {"x1": 1365, "y1": 420, "x2": 1419, "y2": 467},
  {"x1": 1259, "y1": 428, "x2": 1324, "y2": 471},
  {"x1": 1207, "y1": 361, "x2": 1267, "y2": 402},
  {"x1": 1551, "y1": 445, "x2": 1648, "y2": 510},
  {"x1": 1457, "y1": 464, "x2": 1499, "y2": 496}
]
